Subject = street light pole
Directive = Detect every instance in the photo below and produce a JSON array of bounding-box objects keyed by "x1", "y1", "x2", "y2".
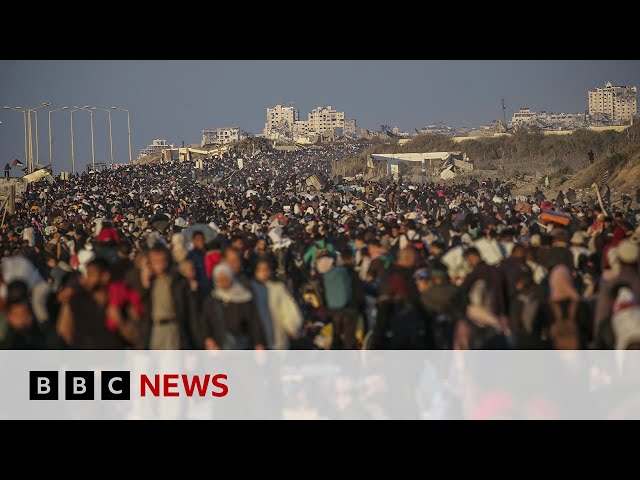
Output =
[
  {"x1": 4, "y1": 103, "x2": 50, "y2": 173},
  {"x1": 33, "y1": 110, "x2": 40, "y2": 167},
  {"x1": 21, "y1": 111, "x2": 27, "y2": 168},
  {"x1": 70, "y1": 110, "x2": 75, "y2": 175},
  {"x1": 89, "y1": 110, "x2": 95, "y2": 170},
  {"x1": 91, "y1": 107, "x2": 114, "y2": 168},
  {"x1": 48, "y1": 106, "x2": 69, "y2": 173},
  {"x1": 71, "y1": 106, "x2": 95, "y2": 173},
  {"x1": 112, "y1": 107, "x2": 132, "y2": 164},
  {"x1": 27, "y1": 110, "x2": 33, "y2": 172},
  {"x1": 108, "y1": 110, "x2": 114, "y2": 167},
  {"x1": 126, "y1": 110, "x2": 131, "y2": 164},
  {"x1": 29, "y1": 103, "x2": 52, "y2": 172}
]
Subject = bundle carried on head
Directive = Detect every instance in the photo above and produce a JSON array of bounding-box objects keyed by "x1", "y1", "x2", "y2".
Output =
[{"x1": 538, "y1": 209, "x2": 571, "y2": 227}]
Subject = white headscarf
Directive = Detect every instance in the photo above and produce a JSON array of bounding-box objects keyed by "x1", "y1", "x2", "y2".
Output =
[{"x1": 212, "y1": 263, "x2": 253, "y2": 303}]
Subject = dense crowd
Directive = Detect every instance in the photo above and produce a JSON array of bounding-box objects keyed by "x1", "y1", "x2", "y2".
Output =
[{"x1": 2, "y1": 142, "x2": 640, "y2": 351}]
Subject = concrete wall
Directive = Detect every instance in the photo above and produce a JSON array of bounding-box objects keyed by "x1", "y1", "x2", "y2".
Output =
[{"x1": 0, "y1": 178, "x2": 27, "y2": 199}]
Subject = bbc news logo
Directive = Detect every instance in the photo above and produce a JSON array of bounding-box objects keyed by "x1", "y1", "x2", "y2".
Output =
[
  {"x1": 29, "y1": 371, "x2": 131, "y2": 400},
  {"x1": 29, "y1": 371, "x2": 229, "y2": 400}
]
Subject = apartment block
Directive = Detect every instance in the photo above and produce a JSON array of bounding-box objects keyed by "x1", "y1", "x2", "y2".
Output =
[
  {"x1": 588, "y1": 82, "x2": 637, "y2": 123},
  {"x1": 263, "y1": 104, "x2": 299, "y2": 139},
  {"x1": 202, "y1": 127, "x2": 241, "y2": 145}
]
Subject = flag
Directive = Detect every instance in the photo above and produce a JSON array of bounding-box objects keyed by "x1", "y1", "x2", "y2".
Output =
[{"x1": 12, "y1": 159, "x2": 23, "y2": 167}]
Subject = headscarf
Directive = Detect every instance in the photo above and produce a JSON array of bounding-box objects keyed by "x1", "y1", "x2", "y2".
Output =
[
  {"x1": 212, "y1": 263, "x2": 252, "y2": 303},
  {"x1": 548, "y1": 264, "x2": 580, "y2": 302}
]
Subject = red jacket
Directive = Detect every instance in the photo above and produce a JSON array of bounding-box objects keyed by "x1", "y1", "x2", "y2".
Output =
[
  {"x1": 205, "y1": 251, "x2": 222, "y2": 278},
  {"x1": 96, "y1": 227, "x2": 120, "y2": 244},
  {"x1": 602, "y1": 226, "x2": 626, "y2": 270},
  {"x1": 105, "y1": 281, "x2": 144, "y2": 332}
]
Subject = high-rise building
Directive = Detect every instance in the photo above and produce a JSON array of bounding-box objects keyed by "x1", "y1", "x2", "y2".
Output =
[
  {"x1": 202, "y1": 127, "x2": 241, "y2": 145},
  {"x1": 263, "y1": 104, "x2": 299, "y2": 139},
  {"x1": 265, "y1": 103, "x2": 354, "y2": 141},
  {"x1": 306, "y1": 106, "x2": 345, "y2": 135},
  {"x1": 588, "y1": 82, "x2": 637, "y2": 123}
]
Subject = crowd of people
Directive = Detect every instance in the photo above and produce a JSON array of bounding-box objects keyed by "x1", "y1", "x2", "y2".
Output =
[{"x1": 2, "y1": 142, "x2": 640, "y2": 351}]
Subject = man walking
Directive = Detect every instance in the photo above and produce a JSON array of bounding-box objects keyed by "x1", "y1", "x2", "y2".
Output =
[{"x1": 4, "y1": 162, "x2": 10, "y2": 179}]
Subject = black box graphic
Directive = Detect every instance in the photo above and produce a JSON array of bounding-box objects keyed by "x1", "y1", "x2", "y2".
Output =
[
  {"x1": 101, "y1": 371, "x2": 130, "y2": 400},
  {"x1": 29, "y1": 371, "x2": 58, "y2": 400},
  {"x1": 65, "y1": 371, "x2": 95, "y2": 400}
]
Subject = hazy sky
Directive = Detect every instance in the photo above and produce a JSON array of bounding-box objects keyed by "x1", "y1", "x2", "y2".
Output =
[{"x1": 1, "y1": 60, "x2": 638, "y2": 174}]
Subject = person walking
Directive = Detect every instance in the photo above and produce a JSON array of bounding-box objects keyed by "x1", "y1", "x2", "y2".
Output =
[
  {"x1": 4, "y1": 163, "x2": 10, "y2": 179},
  {"x1": 143, "y1": 245, "x2": 199, "y2": 350},
  {"x1": 533, "y1": 265, "x2": 592, "y2": 349},
  {"x1": 251, "y1": 258, "x2": 302, "y2": 349},
  {"x1": 200, "y1": 262, "x2": 265, "y2": 350}
]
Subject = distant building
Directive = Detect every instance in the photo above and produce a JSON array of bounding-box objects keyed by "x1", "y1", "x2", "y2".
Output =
[
  {"x1": 511, "y1": 108, "x2": 537, "y2": 125},
  {"x1": 420, "y1": 122, "x2": 455, "y2": 135},
  {"x1": 264, "y1": 103, "x2": 354, "y2": 141},
  {"x1": 264, "y1": 104, "x2": 299, "y2": 139},
  {"x1": 139, "y1": 139, "x2": 172, "y2": 158},
  {"x1": 588, "y1": 82, "x2": 637, "y2": 124},
  {"x1": 389, "y1": 126, "x2": 411, "y2": 137},
  {"x1": 288, "y1": 105, "x2": 352, "y2": 141},
  {"x1": 293, "y1": 120, "x2": 311, "y2": 137},
  {"x1": 359, "y1": 128, "x2": 392, "y2": 140},
  {"x1": 202, "y1": 127, "x2": 242, "y2": 146},
  {"x1": 306, "y1": 106, "x2": 346, "y2": 135},
  {"x1": 344, "y1": 118, "x2": 357, "y2": 136},
  {"x1": 537, "y1": 111, "x2": 588, "y2": 128}
]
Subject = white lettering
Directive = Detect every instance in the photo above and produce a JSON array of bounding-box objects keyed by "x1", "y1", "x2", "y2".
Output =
[
  {"x1": 37, "y1": 377, "x2": 50, "y2": 395},
  {"x1": 108, "y1": 377, "x2": 122, "y2": 394},
  {"x1": 73, "y1": 377, "x2": 86, "y2": 395}
]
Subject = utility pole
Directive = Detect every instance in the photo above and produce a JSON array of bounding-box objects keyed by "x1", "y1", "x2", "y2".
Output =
[{"x1": 501, "y1": 98, "x2": 507, "y2": 127}]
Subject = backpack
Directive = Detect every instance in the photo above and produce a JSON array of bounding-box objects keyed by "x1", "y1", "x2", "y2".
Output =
[
  {"x1": 302, "y1": 279, "x2": 324, "y2": 309},
  {"x1": 323, "y1": 266, "x2": 352, "y2": 310},
  {"x1": 549, "y1": 301, "x2": 579, "y2": 350}
]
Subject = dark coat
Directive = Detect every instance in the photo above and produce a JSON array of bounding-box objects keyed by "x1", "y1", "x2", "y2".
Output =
[
  {"x1": 68, "y1": 291, "x2": 125, "y2": 349},
  {"x1": 143, "y1": 272, "x2": 199, "y2": 349},
  {"x1": 537, "y1": 246, "x2": 575, "y2": 272},
  {"x1": 346, "y1": 265, "x2": 366, "y2": 314},
  {"x1": 187, "y1": 248, "x2": 212, "y2": 293},
  {"x1": 462, "y1": 262, "x2": 508, "y2": 316},
  {"x1": 419, "y1": 283, "x2": 462, "y2": 317},
  {"x1": 200, "y1": 294, "x2": 265, "y2": 349},
  {"x1": 0, "y1": 321, "x2": 57, "y2": 349},
  {"x1": 500, "y1": 257, "x2": 532, "y2": 299},
  {"x1": 533, "y1": 299, "x2": 593, "y2": 349},
  {"x1": 373, "y1": 298, "x2": 434, "y2": 350}
]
